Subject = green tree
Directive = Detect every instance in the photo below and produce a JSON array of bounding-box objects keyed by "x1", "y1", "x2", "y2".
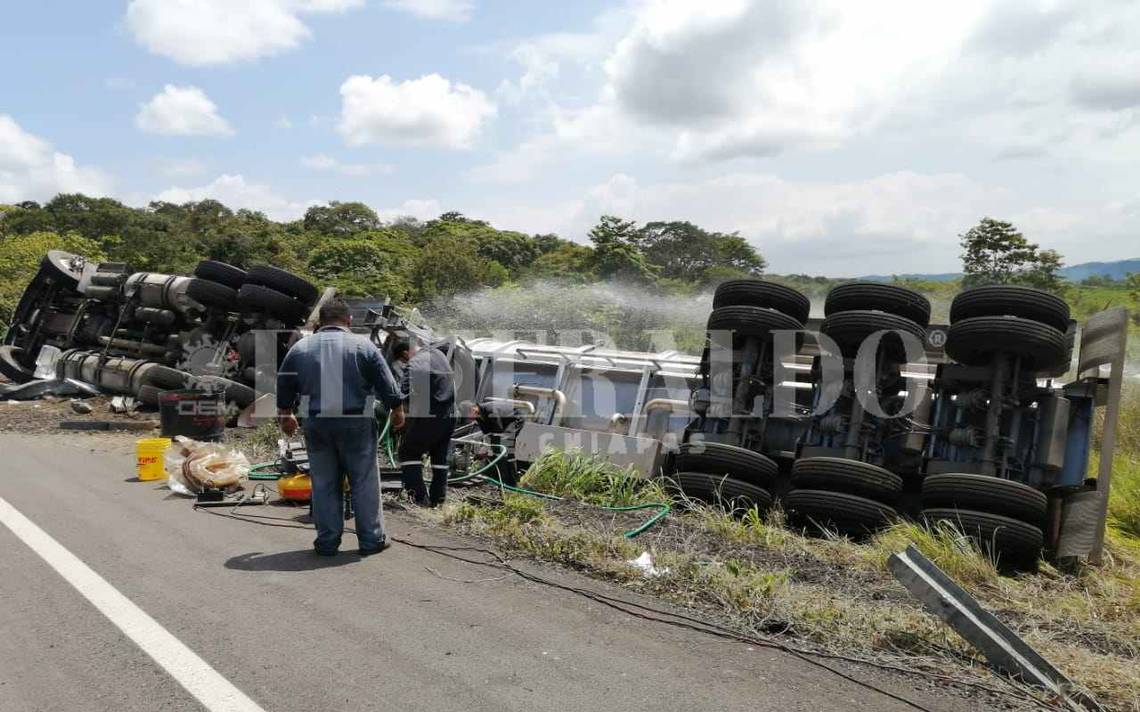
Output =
[
  {"x1": 412, "y1": 236, "x2": 504, "y2": 299},
  {"x1": 418, "y1": 213, "x2": 538, "y2": 277},
  {"x1": 636, "y1": 220, "x2": 765, "y2": 284},
  {"x1": 588, "y1": 215, "x2": 656, "y2": 284},
  {"x1": 959, "y1": 217, "x2": 1065, "y2": 293},
  {"x1": 528, "y1": 242, "x2": 594, "y2": 282},
  {"x1": 302, "y1": 201, "x2": 381, "y2": 236},
  {"x1": 1126, "y1": 272, "x2": 1140, "y2": 301},
  {"x1": 1019, "y1": 248, "x2": 1064, "y2": 293},
  {"x1": 307, "y1": 233, "x2": 417, "y2": 300}
]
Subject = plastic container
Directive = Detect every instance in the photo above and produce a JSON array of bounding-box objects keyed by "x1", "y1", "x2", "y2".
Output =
[
  {"x1": 278, "y1": 474, "x2": 312, "y2": 502},
  {"x1": 137, "y1": 438, "x2": 171, "y2": 481}
]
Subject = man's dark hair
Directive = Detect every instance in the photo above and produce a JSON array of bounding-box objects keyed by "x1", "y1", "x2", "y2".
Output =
[
  {"x1": 318, "y1": 298, "x2": 352, "y2": 325},
  {"x1": 391, "y1": 339, "x2": 412, "y2": 360}
]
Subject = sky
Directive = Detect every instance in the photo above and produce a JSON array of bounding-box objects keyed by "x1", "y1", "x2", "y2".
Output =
[{"x1": 2, "y1": 0, "x2": 1140, "y2": 276}]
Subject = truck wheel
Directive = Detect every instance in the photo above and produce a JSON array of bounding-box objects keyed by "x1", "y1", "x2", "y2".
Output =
[
  {"x1": 784, "y1": 489, "x2": 896, "y2": 537},
  {"x1": 712, "y1": 280, "x2": 810, "y2": 323},
  {"x1": 946, "y1": 316, "x2": 1066, "y2": 371},
  {"x1": 790, "y1": 457, "x2": 903, "y2": 504},
  {"x1": 920, "y1": 508, "x2": 1043, "y2": 570},
  {"x1": 950, "y1": 285, "x2": 1069, "y2": 332},
  {"x1": 825, "y1": 283, "x2": 930, "y2": 327},
  {"x1": 193, "y1": 260, "x2": 247, "y2": 290},
  {"x1": 673, "y1": 442, "x2": 778, "y2": 488},
  {"x1": 186, "y1": 278, "x2": 238, "y2": 311},
  {"x1": 237, "y1": 284, "x2": 310, "y2": 326},
  {"x1": 663, "y1": 472, "x2": 773, "y2": 513},
  {"x1": 40, "y1": 250, "x2": 83, "y2": 287},
  {"x1": 245, "y1": 266, "x2": 320, "y2": 306},
  {"x1": 0, "y1": 346, "x2": 36, "y2": 384},
  {"x1": 819, "y1": 310, "x2": 925, "y2": 359},
  {"x1": 707, "y1": 305, "x2": 802, "y2": 340},
  {"x1": 920, "y1": 473, "x2": 1047, "y2": 527}
]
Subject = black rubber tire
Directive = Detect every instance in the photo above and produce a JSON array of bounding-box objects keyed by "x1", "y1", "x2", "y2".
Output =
[
  {"x1": 245, "y1": 266, "x2": 320, "y2": 306},
  {"x1": 920, "y1": 508, "x2": 1044, "y2": 569},
  {"x1": 663, "y1": 472, "x2": 773, "y2": 513},
  {"x1": 825, "y1": 283, "x2": 931, "y2": 327},
  {"x1": 143, "y1": 364, "x2": 191, "y2": 390},
  {"x1": 0, "y1": 345, "x2": 36, "y2": 384},
  {"x1": 712, "y1": 280, "x2": 810, "y2": 323},
  {"x1": 946, "y1": 316, "x2": 1066, "y2": 371},
  {"x1": 136, "y1": 384, "x2": 165, "y2": 407},
  {"x1": 192, "y1": 376, "x2": 257, "y2": 408},
  {"x1": 193, "y1": 260, "x2": 247, "y2": 290},
  {"x1": 950, "y1": 285, "x2": 1070, "y2": 332},
  {"x1": 185, "y1": 278, "x2": 238, "y2": 311},
  {"x1": 237, "y1": 284, "x2": 310, "y2": 325},
  {"x1": 921, "y1": 474, "x2": 1047, "y2": 527},
  {"x1": 784, "y1": 489, "x2": 896, "y2": 536},
  {"x1": 790, "y1": 457, "x2": 903, "y2": 504},
  {"x1": 820, "y1": 310, "x2": 926, "y2": 359},
  {"x1": 673, "y1": 442, "x2": 778, "y2": 489},
  {"x1": 707, "y1": 305, "x2": 803, "y2": 339}
]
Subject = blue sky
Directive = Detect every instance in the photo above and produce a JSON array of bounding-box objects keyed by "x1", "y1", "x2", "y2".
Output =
[{"x1": 3, "y1": 1, "x2": 1140, "y2": 276}]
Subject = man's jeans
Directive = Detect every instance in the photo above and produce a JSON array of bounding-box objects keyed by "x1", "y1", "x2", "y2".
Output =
[{"x1": 303, "y1": 417, "x2": 384, "y2": 553}]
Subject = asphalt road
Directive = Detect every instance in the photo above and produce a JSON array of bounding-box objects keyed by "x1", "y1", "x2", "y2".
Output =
[{"x1": 0, "y1": 433, "x2": 1000, "y2": 712}]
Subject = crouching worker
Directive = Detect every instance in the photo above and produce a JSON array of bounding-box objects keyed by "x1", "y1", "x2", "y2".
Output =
[
  {"x1": 277, "y1": 299, "x2": 405, "y2": 557},
  {"x1": 393, "y1": 339, "x2": 455, "y2": 506},
  {"x1": 465, "y1": 400, "x2": 522, "y2": 487}
]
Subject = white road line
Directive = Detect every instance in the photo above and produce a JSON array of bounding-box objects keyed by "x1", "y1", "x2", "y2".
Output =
[{"x1": 0, "y1": 495, "x2": 266, "y2": 712}]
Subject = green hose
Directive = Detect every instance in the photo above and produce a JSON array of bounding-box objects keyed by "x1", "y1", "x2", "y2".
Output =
[
  {"x1": 266, "y1": 417, "x2": 671, "y2": 538},
  {"x1": 248, "y1": 461, "x2": 283, "y2": 480},
  {"x1": 475, "y1": 471, "x2": 671, "y2": 539}
]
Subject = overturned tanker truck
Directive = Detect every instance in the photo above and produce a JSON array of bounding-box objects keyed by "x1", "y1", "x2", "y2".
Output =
[{"x1": 1, "y1": 252, "x2": 1129, "y2": 568}]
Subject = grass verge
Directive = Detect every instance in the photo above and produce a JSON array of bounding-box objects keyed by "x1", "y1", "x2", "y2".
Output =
[{"x1": 419, "y1": 447, "x2": 1140, "y2": 709}]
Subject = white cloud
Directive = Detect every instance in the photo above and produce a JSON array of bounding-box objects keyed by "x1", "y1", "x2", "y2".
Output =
[
  {"x1": 136, "y1": 85, "x2": 234, "y2": 137},
  {"x1": 275, "y1": 115, "x2": 294, "y2": 129},
  {"x1": 125, "y1": 0, "x2": 364, "y2": 66},
  {"x1": 155, "y1": 174, "x2": 314, "y2": 220},
  {"x1": 337, "y1": 73, "x2": 496, "y2": 149},
  {"x1": 603, "y1": 0, "x2": 989, "y2": 160},
  {"x1": 0, "y1": 115, "x2": 110, "y2": 203},
  {"x1": 376, "y1": 198, "x2": 442, "y2": 221},
  {"x1": 382, "y1": 0, "x2": 473, "y2": 22},
  {"x1": 301, "y1": 153, "x2": 394, "y2": 176}
]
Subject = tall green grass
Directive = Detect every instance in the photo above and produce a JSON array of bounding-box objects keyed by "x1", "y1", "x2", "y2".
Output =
[
  {"x1": 519, "y1": 450, "x2": 668, "y2": 506},
  {"x1": 1102, "y1": 385, "x2": 1140, "y2": 539}
]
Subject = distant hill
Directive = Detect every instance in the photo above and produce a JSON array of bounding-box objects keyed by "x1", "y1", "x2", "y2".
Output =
[
  {"x1": 1057, "y1": 259, "x2": 1140, "y2": 281},
  {"x1": 858, "y1": 271, "x2": 960, "y2": 282},
  {"x1": 859, "y1": 258, "x2": 1140, "y2": 283}
]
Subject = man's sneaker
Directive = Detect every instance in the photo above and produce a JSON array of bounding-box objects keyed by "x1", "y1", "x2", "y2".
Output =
[
  {"x1": 314, "y1": 547, "x2": 338, "y2": 557},
  {"x1": 359, "y1": 540, "x2": 391, "y2": 557}
]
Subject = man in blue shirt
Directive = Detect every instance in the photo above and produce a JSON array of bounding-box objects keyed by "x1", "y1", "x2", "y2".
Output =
[
  {"x1": 277, "y1": 299, "x2": 405, "y2": 557},
  {"x1": 394, "y1": 340, "x2": 456, "y2": 507}
]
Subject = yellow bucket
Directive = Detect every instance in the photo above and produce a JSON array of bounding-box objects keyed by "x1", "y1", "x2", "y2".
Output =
[{"x1": 136, "y1": 437, "x2": 170, "y2": 481}]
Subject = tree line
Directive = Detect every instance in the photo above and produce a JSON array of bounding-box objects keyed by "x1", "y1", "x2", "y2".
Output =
[{"x1": 0, "y1": 195, "x2": 766, "y2": 332}]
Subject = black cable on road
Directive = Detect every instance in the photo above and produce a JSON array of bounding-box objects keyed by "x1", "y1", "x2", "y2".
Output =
[{"x1": 195, "y1": 506, "x2": 1051, "y2": 710}]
